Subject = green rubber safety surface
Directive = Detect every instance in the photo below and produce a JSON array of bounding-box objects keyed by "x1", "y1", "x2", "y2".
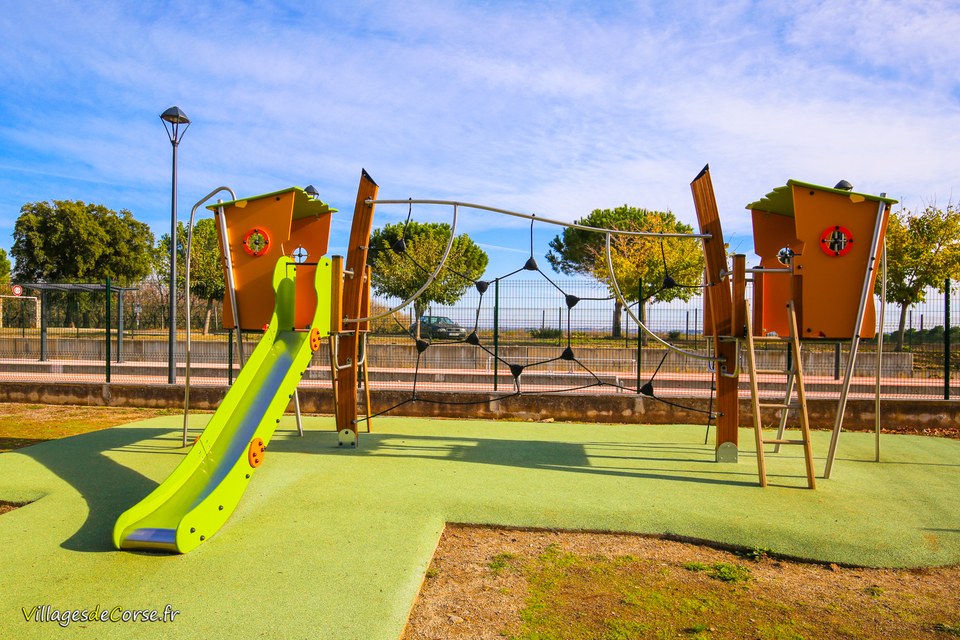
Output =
[{"x1": 0, "y1": 415, "x2": 957, "y2": 639}]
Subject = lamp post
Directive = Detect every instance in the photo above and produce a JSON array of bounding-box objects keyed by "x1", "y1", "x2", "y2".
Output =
[{"x1": 161, "y1": 106, "x2": 190, "y2": 384}]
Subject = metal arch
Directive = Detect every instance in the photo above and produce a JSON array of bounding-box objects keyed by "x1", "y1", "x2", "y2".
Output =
[
  {"x1": 358, "y1": 197, "x2": 719, "y2": 361},
  {"x1": 183, "y1": 186, "x2": 237, "y2": 446},
  {"x1": 365, "y1": 198, "x2": 712, "y2": 240},
  {"x1": 344, "y1": 203, "x2": 461, "y2": 324},
  {"x1": 604, "y1": 232, "x2": 723, "y2": 363}
]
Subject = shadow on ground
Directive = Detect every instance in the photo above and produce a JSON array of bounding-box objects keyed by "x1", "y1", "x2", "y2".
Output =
[{"x1": 15, "y1": 427, "x2": 173, "y2": 553}]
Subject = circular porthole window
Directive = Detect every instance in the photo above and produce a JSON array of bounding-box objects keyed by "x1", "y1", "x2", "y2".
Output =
[
  {"x1": 242, "y1": 228, "x2": 271, "y2": 257},
  {"x1": 819, "y1": 225, "x2": 854, "y2": 257}
]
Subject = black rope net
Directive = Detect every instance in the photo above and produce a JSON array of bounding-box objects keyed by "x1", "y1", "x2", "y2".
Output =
[{"x1": 360, "y1": 207, "x2": 718, "y2": 426}]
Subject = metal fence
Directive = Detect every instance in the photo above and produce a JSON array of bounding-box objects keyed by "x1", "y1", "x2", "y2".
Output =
[{"x1": 0, "y1": 278, "x2": 957, "y2": 400}]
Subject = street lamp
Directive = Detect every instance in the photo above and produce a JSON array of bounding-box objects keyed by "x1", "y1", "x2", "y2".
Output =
[{"x1": 161, "y1": 106, "x2": 190, "y2": 384}]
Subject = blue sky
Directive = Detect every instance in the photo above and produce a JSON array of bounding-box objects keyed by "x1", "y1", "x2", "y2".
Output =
[{"x1": 1, "y1": 0, "x2": 958, "y2": 279}]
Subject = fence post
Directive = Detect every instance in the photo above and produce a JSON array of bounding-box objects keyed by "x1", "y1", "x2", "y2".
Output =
[
  {"x1": 558, "y1": 307, "x2": 562, "y2": 347},
  {"x1": 636, "y1": 278, "x2": 642, "y2": 393},
  {"x1": 39, "y1": 290, "x2": 47, "y2": 361},
  {"x1": 946, "y1": 278, "x2": 951, "y2": 400},
  {"x1": 116, "y1": 289, "x2": 124, "y2": 363},
  {"x1": 105, "y1": 278, "x2": 112, "y2": 384},
  {"x1": 493, "y1": 279, "x2": 500, "y2": 391}
]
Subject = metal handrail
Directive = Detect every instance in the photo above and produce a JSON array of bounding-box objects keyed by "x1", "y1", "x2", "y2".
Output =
[
  {"x1": 183, "y1": 186, "x2": 237, "y2": 446},
  {"x1": 344, "y1": 204, "x2": 461, "y2": 324},
  {"x1": 365, "y1": 198, "x2": 712, "y2": 239},
  {"x1": 604, "y1": 232, "x2": 723, "y2": 363}
]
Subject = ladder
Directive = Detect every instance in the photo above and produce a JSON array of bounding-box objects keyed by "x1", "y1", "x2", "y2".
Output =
[{"x1": 744, "y1": 300, "x2": 816, "y2": 489}]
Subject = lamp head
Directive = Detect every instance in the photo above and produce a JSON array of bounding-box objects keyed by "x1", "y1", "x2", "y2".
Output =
[
  {"x1": 160, "y1": 106, "x2": 190, "y2": 124},
  {"x1": 160, "y1": 106, "x2": 190, "y2": 144}
]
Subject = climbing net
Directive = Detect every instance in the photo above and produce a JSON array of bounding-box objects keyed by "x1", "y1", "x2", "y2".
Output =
[{"x1": 357, "y1": 199, "x2": 722, "y2": 424}]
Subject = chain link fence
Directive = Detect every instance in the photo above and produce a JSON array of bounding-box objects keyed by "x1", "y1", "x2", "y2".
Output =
[{"x1": 1, "y1": 278, "x2": 957, "y2": 400}]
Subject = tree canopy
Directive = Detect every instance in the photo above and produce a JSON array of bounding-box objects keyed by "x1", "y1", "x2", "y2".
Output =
[
  {"x1": 547, "y1": 206, "x2": 703, "y2": 303},
  {"x1": 367, "y1": 221, "x2": 488, "y2": 336},
  {"x1": 154, "y1": 218, "x2": 226, "y2": 333},
  {"x1": 11, "y1": 200, "x2": 154, "y2": 286},
  {"x1": 881, "y1": 204, "x2": 960, "y2": 350},
  {"x1": 547, "y1": 206, "x2": 704, "y2": 337},
  {"x1": 0, "y1": 248, "x2": 10, "y2": 291}
]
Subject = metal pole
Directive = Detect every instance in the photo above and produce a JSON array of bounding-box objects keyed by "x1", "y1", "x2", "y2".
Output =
[
  {"x1": 40, "y1": 291, "x2": 47, "y2": 362},
  {"x1": 493, "y1": 279, "x2": 500, "y2": 391},
  {"x1": 946, "y1": 277, "x2": 951, "y2": 401},
  {"x1": 215, "y1": 203, "x2": 245, "y2": 365},
  {"x1": 117, "y1": 289, "x2": 124, "y2": 363},
  {"x1": 168, "y1": 138, "x2": 178, "y2": 384},
  {"x1": 875, "y1": 241, "x2": 887, "y2": 461},
  {"x1": 825, "y1": 197, "x2": 889, "y2": 478},
  {"x1": 182, "y1": 188, "x2": 236, "y2": 446},
  {"x1": 105, "y1": 278, "x2": 111, "y2": 384},
  {"x1": 636, "y1": 278, "x2": 642, "y2": 393},
  {"x1": 228, "y1": 328, "x2": 234, "y2": 385}
]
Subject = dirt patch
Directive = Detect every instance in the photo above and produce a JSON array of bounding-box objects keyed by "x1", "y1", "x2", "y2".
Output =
[
  {"x1": 403, "y1": 524, "x2": 960, "y2": 640},
  {"x1": 0, "y1": 501, "x2": 26, "y2": 516}
]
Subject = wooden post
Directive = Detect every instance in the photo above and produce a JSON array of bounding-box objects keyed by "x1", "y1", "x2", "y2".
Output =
[
  {"x1": 690, "y1": 165, "x2": 739, "y2": 461},
  {"x1": 335, "y1": 170, "x2": 378, "y2": 446}
]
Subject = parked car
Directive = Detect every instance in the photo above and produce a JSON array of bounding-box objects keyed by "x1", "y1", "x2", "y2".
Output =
[{"x1": 411, "y1": 316, "x2": 467, "y2": 340}]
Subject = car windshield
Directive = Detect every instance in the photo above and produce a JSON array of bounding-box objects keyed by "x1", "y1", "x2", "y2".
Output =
[{"x1": 424, "y1": 316, "x2": 455, "y2": 325}]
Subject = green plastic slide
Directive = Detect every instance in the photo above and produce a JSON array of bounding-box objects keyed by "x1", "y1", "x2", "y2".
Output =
[{"x1": 113, "y1": 256, "x2": 332, "y2": 553}]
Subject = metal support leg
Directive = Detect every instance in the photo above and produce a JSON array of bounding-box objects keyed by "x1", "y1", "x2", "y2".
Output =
[
  {"x1": 328, "y1": 334, "x2": 340, "y2": 428},
  {"x1": 294, "y1": 389, "x2": 304, "y2": 436}
]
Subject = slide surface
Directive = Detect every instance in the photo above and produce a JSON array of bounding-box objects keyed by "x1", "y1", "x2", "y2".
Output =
[{"x1": 113, "y1": 256, "x2": 331, "y2": 553}]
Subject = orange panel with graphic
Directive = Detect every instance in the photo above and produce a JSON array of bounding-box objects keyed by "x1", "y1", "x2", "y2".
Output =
[
  {"x1": 210, "y1": 187, "x2": 337, "y2": 331},
  {"x1": 747, "y1": 181, "x2": 895, "y2": 340}
]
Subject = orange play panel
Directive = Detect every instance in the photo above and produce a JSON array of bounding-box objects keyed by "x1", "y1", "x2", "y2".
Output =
[
  {"x1": 746, "y1": 180, "x2": 896, "y2": 339},
  {"x1": 210, "y1": 187, "x2": 337, "y2": 331}
]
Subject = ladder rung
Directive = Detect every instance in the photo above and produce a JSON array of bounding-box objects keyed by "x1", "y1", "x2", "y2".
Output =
[
  {"x1": 763, "y1": 438, "x2": 807, "y2": 445},
  {"x1": 759, "y1": 402, "x2": 800, "y2": 409},
  {"x1": 755, "y1": 368, "x2": 790, "y2": 375},
  {"x1": 752, "y1": 336, "x2": 792, "y2": 342}
]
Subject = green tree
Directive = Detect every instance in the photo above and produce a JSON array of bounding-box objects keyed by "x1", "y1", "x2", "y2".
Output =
[
  {"x1": 187, "y1": 218, "x2": 225, "y2": 334},
  {"x1": 11, "y1": 200, "x2": 154, "y2": 286},
  {"x1": 881, "y1": 204, "x2": 960, "y2": 351},
  {"x1": 367, "y1": 221, "x2": 488, "y2": 339},
  {"x1": 547, "y1": 206, "x2": 704, "y2": 338},
  {"x1": 0, "y1": 248, "x2": 10, "y2": 329},
  {"x1": 0, "y1": 248, "x2": 10, "y2": 291}
]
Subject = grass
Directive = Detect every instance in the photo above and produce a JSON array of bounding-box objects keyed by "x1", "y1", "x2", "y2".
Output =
[
  {"x1": 489, "y1": 553, "x2": 517, "y2": 575},
  {"x1": 684, "y1": 561, "x2": 752, "y2": 583},
  {"x1": 0, "y1": 403, "x2": 178, "y2": 452},
  {"x1": 932, "y1": 623, "x2": 960, "y2": 637},
  {"x1": 496, "y1": 543, "x2": 959, "y2": 640}
]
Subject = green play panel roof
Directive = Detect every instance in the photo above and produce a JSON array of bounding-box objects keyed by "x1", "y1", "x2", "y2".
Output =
[
  {"x1": 1, "y1": 416, "x2": 957, "y2": 639},
  {"x1": 746, "y1": 180, "x2": 898, "y2": 217}
]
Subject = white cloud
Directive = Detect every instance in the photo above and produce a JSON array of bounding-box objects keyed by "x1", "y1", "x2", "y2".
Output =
[{"x1": 0, "y1": 0, "x2": 957, "y2": 279}]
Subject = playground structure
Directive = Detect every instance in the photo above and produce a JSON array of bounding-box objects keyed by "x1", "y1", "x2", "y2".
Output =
[
  {"x1": 691, "y1": 168, "x2": 895, "y2": 480},
  {"x1": 113, "y1": 166, "x2": 895, "y2": 553}
]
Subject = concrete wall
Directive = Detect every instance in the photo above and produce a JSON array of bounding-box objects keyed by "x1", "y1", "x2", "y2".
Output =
[{"x1": 1, "y1": 380, "x2": 956, "y2": 432}]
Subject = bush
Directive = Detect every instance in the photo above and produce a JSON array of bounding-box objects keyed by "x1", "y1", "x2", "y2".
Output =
[{"x1": 528, "y1": 327, "x2": 563, "y2": 340}]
